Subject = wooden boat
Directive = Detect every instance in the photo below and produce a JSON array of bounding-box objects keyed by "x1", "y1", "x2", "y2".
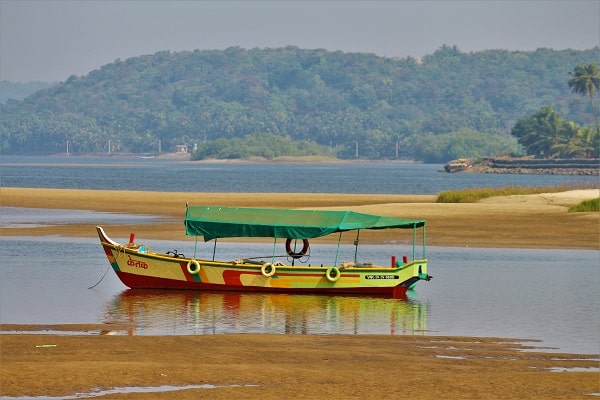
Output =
[
  {"x1": 97, "y1": 206, "x2": 431, "y2": 298},
  {"x1": 443, "y1": 158, "x2": 471, "y2": 173}
]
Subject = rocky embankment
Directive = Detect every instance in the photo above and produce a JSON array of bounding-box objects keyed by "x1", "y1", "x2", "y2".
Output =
[{"x1": 469, "y1": 158, "x2": 599, "y2": 175}]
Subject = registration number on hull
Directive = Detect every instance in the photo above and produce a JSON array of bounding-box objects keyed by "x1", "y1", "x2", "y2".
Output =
[{"x1": 365, "y1": 275, "x2": 398, "y2": 280}]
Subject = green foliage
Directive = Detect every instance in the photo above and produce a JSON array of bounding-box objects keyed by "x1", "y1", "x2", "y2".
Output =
[
  {"x1": 568, "y1": 198, "x2": 600, "y2": 212},
  {"x1": 436, "y1": 186, "x2": 574, "y2": 203},
  {"x1": 191, "y1": 132, "x2": 331, "y2": 160},
  {"x1": 407, "y1": 128, "x2": 521, "y2": 163},
  {"x1": 568, "y1": 62, "x2": 600, "y2": 132},
  {"x1": 1, "y1": 46, "x2": 599, "y2": 159},
  {"x1": 511, "y1": 106, "x2": 599, "y2": 158}
]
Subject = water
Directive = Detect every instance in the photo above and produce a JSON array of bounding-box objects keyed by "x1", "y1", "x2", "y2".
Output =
[
  {"x1": 1, "y1": 155, "x2": 596, "y2": 193},
  {"x1": 0, "y1": 235, "x2": 598, "y2": 354},
  {"x1": 0, "y1": 207, "x2": 158, "y2": 228},
  {"x1": 1, "y1": 156, "x2": 598, "y2": 355}
]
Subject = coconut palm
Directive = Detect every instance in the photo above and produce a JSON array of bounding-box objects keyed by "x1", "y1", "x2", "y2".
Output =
[
  {"x1": 568, "y1": 62, "x2": 600, "y2": 133},
  {"x1": 551, "y1": 121, "x2": 587, "y2": 158}
]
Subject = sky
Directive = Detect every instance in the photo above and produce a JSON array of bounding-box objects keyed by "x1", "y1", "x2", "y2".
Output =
[{"x1": 1, "y1": 0, "x2": 599, "y2": 82}]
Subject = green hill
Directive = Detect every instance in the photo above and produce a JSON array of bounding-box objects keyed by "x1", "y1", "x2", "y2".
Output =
[{"x1": 1, "y1": 45, "x2": 598, "y2": 161}]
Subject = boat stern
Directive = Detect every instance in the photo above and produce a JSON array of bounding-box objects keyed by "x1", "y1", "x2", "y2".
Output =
[{"x1": 395, "y1": 259, "x2": 432, "y2": 290}]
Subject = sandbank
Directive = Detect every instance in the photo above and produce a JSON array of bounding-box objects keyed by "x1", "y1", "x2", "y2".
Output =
[{"x1": 1, "y1": 187, "x2": 598, "y2": 249}]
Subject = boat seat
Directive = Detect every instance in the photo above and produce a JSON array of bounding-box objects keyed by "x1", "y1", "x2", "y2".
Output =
[{"x1": 232, "y1": 258, "x2": 285, "y2": 267}]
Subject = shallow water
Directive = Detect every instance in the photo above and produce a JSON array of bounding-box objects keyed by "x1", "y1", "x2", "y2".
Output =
[
  {"x1": 0, "y1": 383, "x2": 259, "y2": 400},
  {"x1": 0, "y1": 207, "x2": 158, "y2": 228},
  {"x1": 1, "y1": 235, "x2": 598, "y2": 354}
]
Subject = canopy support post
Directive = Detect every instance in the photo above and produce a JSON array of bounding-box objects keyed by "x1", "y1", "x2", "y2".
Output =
[
  {"x1": 422, "y1": 225, "x2": 427, "y2": 259},
  {"x1": 412, "y1": 225, "x2": 417, "y2": 261},
  {"x1": 334, "y1": 232, "x2": 342, "y2": 267},
  {"x1": 353, "y1": 229, "x2": 360, "y2": 263},
  {"x1": 271, "y1": 238, "x2": 277, "y2": 264},
  {"x1": 193, "y1": 236, "x2": 199, "y2": 259},
  {"x1": 212, "y1": 238, "x2": 217, "y2": 261}
]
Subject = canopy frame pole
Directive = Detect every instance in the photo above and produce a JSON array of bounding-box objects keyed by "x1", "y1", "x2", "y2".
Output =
[
  {"x1": 334, "y1": 232, "x2": 343, "y2": 267},
  {"x1": 193, "y1": 236, "x2": 199, "y2": 259},
  {"x1": 212, "y1": 238, "x2": 218, "y2": 261},
  {"x1": 412, "y1": 225, "x2": 417, "y2": 260},
  {"x1": 422, "y1": 225, "x2": 427, "y2": 259},
  {"x1": 271, "y1": 238, "x2": 277, "y2": 264},
  {"x1": 353, "y1": 229, "x2": 360, "y2": 263}
]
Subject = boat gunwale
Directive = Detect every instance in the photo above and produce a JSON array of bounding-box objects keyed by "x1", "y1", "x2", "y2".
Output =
[{"x1": 101, "y1": 239, "x2": 427, "y2": 273}]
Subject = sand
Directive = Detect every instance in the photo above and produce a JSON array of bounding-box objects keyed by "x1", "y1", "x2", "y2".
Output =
[
  {"x1": 1, "y1": 187, "x2": 599, "y2": 398},
  {"x1": 1, "y1": 187, "x2": 598, "y2": 249},
  {"x1": 1, "y1": 330, "x2": 599, "y2": 399}
]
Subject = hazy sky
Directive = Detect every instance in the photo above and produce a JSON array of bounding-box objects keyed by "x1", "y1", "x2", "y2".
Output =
[{"x1": 1, "y1": 0, "x2": 599, "y2": 82}]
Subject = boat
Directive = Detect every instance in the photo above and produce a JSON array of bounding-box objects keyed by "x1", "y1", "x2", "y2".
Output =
[
  {"x1": 96, "y1": 206, "x2": 432, "y2": 298},
  {"x1": 443, "y1": 158, "x2": 471, "y2": 173}
]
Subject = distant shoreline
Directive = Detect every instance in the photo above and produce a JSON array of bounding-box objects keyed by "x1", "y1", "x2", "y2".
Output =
[
  {"x1": 3, "y1": 153, "x2": 599, "y2": 175},
  {"x1": 3, "y1": 152, "x2": 423, "y2": 164}
]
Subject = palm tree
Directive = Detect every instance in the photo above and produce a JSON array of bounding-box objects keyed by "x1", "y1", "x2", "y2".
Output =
[
  {"x1": 568, "y1": 62, "x2": 600, "y2": 133},
  {"x1": 551, "y1": 121, "x2": 587, "y2": 158}
]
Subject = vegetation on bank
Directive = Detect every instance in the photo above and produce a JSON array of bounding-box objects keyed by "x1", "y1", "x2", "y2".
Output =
[
  {"x1": 568, "y1": 198, "x2": 600, "y2": 212},
  {"x1": 511, "y1": 62, "x2": 599, "y2": 159},
  {"x1": 1, "y1": 46, "x2": 598, "y2": 161},
  {"x1": 436, "y1": 186, "x2": 582, "y2": 203},
  {"x1": 191, "y1": 132, "x2": 332, "y2": 160}
]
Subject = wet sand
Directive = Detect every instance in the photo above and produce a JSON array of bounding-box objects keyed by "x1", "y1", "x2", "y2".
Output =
[
  {"x1": 1, "y1": 187, "x2": 599, "y2": 398},
  {"x1": 1, "y1": 330, "x2": 599, "y2": 399}
]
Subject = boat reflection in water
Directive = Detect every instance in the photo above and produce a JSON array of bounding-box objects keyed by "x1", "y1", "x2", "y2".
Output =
[{"x1": 102, "y1": 290, "x2": 427, "y2": 336}]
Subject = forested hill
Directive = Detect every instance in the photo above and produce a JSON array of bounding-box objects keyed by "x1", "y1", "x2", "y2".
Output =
[{"x1": 1, "y1": 46, "x2": 598, "y2": 161}]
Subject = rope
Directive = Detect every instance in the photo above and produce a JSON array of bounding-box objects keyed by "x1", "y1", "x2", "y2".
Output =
[
  {"x1": 88, "y1": 264, "x2": 110, "y2": 289},
  {"x1": 115, "y1": 245, "x2": 126, "y2": 258},
  {"x1": 90, "y1": 244, "x2": 122, "y2": 289}
]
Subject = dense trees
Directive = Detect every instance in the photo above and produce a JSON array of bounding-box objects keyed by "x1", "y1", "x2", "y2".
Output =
[
  {"x1": 191, "y1": 132, "x2": 331, "y2": 160},
  {"x1": 512, "y1": 106, "x2": 598, "y2": 158},
  {"x1": 1, "y1": 46, "x2": 598, "y2": 162},
  {"x1": 511, "y1": 63, "x2": 599, "y2": 159}
]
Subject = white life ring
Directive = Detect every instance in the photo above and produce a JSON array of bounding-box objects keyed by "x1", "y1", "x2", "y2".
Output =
[
  {"x1": 326, "y1": 267, "x2": 341, "y2": 282},
  {"x1": 187, "y1": 259, "x2": 201, "y2": 275},
  {"x1": 261, "y1": 263, "x2": 276, "y2": 277}
]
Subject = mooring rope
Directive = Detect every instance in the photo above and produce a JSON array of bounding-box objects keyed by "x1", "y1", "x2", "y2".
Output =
[{"x1": 88, "y1": 264, "x2": 110, "y2": 289}]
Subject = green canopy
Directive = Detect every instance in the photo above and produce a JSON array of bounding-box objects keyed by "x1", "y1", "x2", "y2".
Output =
[{"x1": 185, "y1": 206, "x2": 426, "y2": 241}]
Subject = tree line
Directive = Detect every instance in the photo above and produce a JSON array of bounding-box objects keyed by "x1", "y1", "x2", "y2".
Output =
[
  {"x1": 0, "y1": 46, "x2": 598, "y2": 162},
  {"x1": 512, "y1": 62, "x2": 599, "y2": 158}
]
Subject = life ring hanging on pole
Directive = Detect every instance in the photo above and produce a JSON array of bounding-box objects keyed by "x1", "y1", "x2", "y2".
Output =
[
  {"x1": 285, "y1": 238, "x2": 310, "y2": 259},
  {"x1": 187, "y1": 259, "x2": 201, "y2": 275}
]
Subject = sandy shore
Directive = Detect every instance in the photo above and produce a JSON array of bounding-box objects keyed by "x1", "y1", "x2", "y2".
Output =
[
  {"x1": 1, "y1": 187, "x2": 599, "y2": 398},
  {"x1": 1, "y1": 187, "x2": 598, "y2": 249},
  {"x1": 1, "y1": 330, "x2": 599, "y2": 399}
]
